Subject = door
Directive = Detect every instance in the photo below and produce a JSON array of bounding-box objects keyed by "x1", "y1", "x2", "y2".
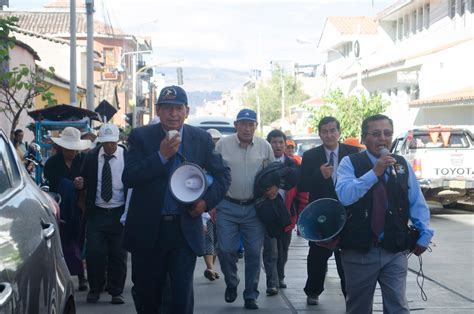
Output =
[{"x1": 0, "y1": 133, "x2": 56, "y2": 313}]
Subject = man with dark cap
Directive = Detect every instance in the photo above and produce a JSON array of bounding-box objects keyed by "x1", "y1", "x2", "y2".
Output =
[
  {"x1": 215, "y1": 108, "x2": 276, "y2": 310},
  {"x1": 122, "y1": 85, "x2": 231, "y2": 314}
]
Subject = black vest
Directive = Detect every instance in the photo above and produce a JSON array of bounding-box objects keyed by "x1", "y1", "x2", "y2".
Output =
[{"x1": 339, "y1": 151, "x2": 411, "y2": 252}]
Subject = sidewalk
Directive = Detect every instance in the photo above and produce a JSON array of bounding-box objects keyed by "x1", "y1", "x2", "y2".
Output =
[
  {"x1": 193, "y1": 234, "x2": 346, "y2": 314},
  {"x1": 76, "y1": 230, "x2": 473, "y2": 313}
]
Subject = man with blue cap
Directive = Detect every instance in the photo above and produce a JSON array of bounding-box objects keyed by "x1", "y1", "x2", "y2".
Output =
[
  {"x1": 215, "y1": 108, "x2": 276, "y2": 309},
  {"x1": 122, "y1": 85, "x2": 231, "y2": 314}
]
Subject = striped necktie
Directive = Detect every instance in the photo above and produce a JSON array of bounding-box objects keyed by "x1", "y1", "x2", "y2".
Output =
[{"x1": 101, "y1": 154, "x2": 114, "y2": 202}]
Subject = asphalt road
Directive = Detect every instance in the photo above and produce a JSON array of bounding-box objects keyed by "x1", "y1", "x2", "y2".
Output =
[{"x1": 75, "y1": 204, "x2": 474, "y2": 313}]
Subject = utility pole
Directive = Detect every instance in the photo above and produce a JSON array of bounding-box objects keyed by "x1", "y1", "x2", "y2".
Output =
[
  {"x1": 69, "y1": 0, "x2": 77, "y2": 106},
  {"x1": 86, "y1": 0, "x2": 95, "y2": 111},
  {"x1": 280, "y1": 67, "x2": 285, "y2": 122}
]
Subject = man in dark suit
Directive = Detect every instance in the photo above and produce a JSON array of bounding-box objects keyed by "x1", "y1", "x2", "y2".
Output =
[
  {"x1": 298, "y1": 116, "x2": 359, "y2": 305},
  {"x1": 122, "y1": 85, "x2": 231, "y2": 314},
  {"x1": 79, "y1": 123, "x2": 128, "y2": 304}
]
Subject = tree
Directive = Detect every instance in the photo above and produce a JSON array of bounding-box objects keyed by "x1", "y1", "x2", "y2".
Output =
[
  {"x1": 307, "y1": 88, "x2": 390, "y2": 140},
  {"x1": 241, "y1": 67, "x2": 309, "y2": 127},
  {"x1": 0, "y1": 16, "x2": 56, "y2": 139}
]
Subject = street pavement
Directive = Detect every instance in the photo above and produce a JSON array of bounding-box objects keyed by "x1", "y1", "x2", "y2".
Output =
[{"x1": 76, "y1": 209, "x2": 474, "y2": 313}]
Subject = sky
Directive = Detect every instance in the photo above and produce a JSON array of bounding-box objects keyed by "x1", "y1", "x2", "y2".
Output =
[{"x1": 8, "y1": 0, "x2": 392, "y2": 72}]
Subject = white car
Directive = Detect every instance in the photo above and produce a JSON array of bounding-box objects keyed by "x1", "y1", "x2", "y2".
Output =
[{"x1": 187, "y1": 116, "x2": 236, "y2": 136}]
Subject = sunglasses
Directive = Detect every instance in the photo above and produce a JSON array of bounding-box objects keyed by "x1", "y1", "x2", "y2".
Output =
[{"x1": 366, "y1": 129, "x2": 394, "y2": 138}]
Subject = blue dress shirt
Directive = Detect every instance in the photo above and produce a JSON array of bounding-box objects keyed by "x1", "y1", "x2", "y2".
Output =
[
  {"x1": 336, "y1": 151, "x2": 434, "y2": 247},
  {"x1": 158, "y1": 126, "x2": 184, "y2": 215}
]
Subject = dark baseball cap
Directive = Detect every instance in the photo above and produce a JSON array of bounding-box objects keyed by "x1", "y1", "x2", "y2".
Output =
[
  {"x1": 235, "y1": 108, "x2": 257, "y2": 122},
  {"x1": 156, "y1": 85, "x2": 188, "y2": 106}
]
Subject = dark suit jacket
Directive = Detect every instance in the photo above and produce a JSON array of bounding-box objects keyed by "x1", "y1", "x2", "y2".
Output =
[
  {"x1": 121, "y1": 123, "x2": 231, "y2": 255},
  {"x1": 298, "y1": 143, "x2": 359, "y2": 203},
  {"x1": 80, "y1": 144, "x2": 128, "y2": 218}
]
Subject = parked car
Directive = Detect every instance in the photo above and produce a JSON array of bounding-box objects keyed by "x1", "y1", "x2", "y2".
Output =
[
  {"x1": 187, "y1": 116, "x2": 236, "y2": 136},
  {"x1": 390, "y1": 126, "x2": 474, "y2": 208},
  {"x1": 288, "y1": 134, "x2": 322, "y2": 156},
  {"x1": 0, "y1": 128, "x2": 76, "y2": 313}
]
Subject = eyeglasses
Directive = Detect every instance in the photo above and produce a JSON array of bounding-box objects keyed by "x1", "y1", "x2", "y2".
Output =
[{"x1": 366, "y1": 129, "x2": 393, "y2": 138}]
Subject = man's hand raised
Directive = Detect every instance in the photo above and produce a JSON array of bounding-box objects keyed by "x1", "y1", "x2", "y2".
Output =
[
  {"x1": 160, "y1": 133, "x2": 181, "y2": 160},
  {"x1": 189, "y1": 199, "x2": 207, "y2": 218},
  {"x1": 320, "y1": 163, "x2": 333, "y2": 179}
]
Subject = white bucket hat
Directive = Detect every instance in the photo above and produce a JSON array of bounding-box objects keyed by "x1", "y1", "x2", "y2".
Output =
[
  {"x1": 98, "y1": 123, "x2": 120, "y2": 143},
  {"x1": 206, "y1": 128, "x2": 222, "y2": 140},
  {"x1": 51, "y1": 127, "x2": 92, "y2": 151}
]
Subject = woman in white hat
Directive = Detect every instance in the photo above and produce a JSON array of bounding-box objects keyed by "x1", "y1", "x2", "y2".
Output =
[{"x1": 44, "y1": 126, "x2": 92, "y2": 291}]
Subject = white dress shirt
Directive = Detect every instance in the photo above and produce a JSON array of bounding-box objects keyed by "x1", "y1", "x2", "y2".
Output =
[{"x1": 95, "y1": 145, "x2": 126, "y2": 208}]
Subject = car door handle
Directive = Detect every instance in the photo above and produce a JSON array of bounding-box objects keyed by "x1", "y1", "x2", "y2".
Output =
[
  {"x1": 0, "y1": 282, "x2": 13, "y2": 307},
  {"x1": 41, "y1": 222, "x2": 56, "y2": 240}
]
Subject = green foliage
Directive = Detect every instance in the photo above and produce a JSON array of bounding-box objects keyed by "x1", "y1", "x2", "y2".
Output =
[
  {"x1": 0, "y1": 17, "x2": 56, "y2": 139},
  {"x1": 241, "y1": 67, "x2": 309, "y2": 126},
  {"x1": 307, "y1": 88, "x2": 390, "y2": 140}
]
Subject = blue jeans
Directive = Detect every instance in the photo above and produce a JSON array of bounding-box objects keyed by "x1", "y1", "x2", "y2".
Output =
[{"x1": 216, "y1": 199, "x2": 265, "y2": 301}]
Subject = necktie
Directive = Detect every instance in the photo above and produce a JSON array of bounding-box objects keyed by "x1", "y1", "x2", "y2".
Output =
[
  {"x1": 328, "y1": 151, "x2": 335, "y2": 166},
  {"x1": 371, "y1": 176, "x2": 387, "y2": 237},
  {"x1": 101, "y1": 154, "x2": 114, "y2": 202}
]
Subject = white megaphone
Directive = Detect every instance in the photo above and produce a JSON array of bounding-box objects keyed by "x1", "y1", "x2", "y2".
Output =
[{"x1": 169, "y1": 162, "x2": 214, "y2": 204}]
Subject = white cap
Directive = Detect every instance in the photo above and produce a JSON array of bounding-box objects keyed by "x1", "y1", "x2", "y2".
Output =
[
  {"x1": 207, "y1": 128, "x2": 222, "y2": 140},
  {"x1": 98, "y1": 124, "x2": 120, "y2": 143}
]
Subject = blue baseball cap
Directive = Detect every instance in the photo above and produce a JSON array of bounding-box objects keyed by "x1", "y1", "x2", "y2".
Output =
[
  {"x1": 235, "y1": 109, "x2": 257, "y2": 122},
  {"x1": 157, "y1": 85, "x2": 188, "y2": 106}
]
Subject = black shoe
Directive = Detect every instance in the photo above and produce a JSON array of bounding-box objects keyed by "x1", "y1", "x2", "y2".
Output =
[
  {"x1": 237, "y1": 251, "x2": 244, "y2": 259},
  {"x1": 86, "y1": 292, "x2": 100, "y2": 303},
  {"x1": 78, "y1": 278, "x2": 88, "y2": 291},
  {"x1": 111, "y1": 294, "x2": 125, "y2": 304},
  {"x1": 266, "y1": 287, "x2": 278, "y2": 296},
  {"x1": 244, "y1": 299, "x2": 259, "y2": 309},
  {"x1": 225, "y1": 287, "x2": 237, "y2": 303},
  {"x1": 279, "y1": 280, "x2": 287, "y2": 289}
]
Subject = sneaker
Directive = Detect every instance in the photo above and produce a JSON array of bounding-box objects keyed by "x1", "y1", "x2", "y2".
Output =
[
  {"x1": 86, "y1": 292, "x2": 100, "y2": 303},
  {"x1": 111, "y1": 294, "x2": 125, "y2": 304},
  {"x1": 279, "y1": 280, "x2": 287, "y2": 289},
  {"x1": 307, "y1": 294, "x2": 319, "y2": 305}
]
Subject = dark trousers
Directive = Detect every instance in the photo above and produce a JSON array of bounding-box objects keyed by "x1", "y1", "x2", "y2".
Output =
[
  {"x1": 304, "y1": 242, "x2": 346, "y2": 297},
  {"x1": 85, "y1": 206, "x2": 128, "y2": 296},
  {"x1": 131, "y1": 218, "x2": 197, "y2": 314},
  {"x1": 277, "y1": 230, "x2": 292, "y2": 281}
]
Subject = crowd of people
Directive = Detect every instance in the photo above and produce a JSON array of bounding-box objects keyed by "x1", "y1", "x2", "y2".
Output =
[{"x1": 16, "y1": 85, "x2": 434, "y2": 314}]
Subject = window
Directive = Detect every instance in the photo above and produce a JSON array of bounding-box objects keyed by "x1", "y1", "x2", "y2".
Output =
[
  {"x1": 417, "y1": 7, "x2": 423, "y2": 32},
  {"x1": 398, "y1": 18, "x2": 404, "y2": 40},
  {"x1": 0, "y1": 137, "x2": 21, "y2": 198},
  {"x1": 449, "y1": 0, "x2": 456, "y2": 18},
  {"x1": 460, "y1": 0, "x2": 467, "y2": 16},
  {"x1": 411, "y1": 10, "x2": 417, "y2": 34},
  {"x1": 424, "y1": 4, "x2": 430, "y2": 29},
  {"x1": 342, "y1": 42, "x2": 353, "y2": 57},
  {"x1": 404, "y1": 14, "x2": 410, "y2": 37}
]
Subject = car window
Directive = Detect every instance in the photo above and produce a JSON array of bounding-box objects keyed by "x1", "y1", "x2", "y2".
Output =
[
  {"x1": 408, "y1": 133, "x2": 470, "y2": 149},
  {"x1": 0, "y1": 137, "x2": 22, "y2": 197}
]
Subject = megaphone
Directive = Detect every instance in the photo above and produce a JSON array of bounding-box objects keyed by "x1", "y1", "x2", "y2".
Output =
[
  {"x1": 169, "y1": 162, "x2": 214, "y2": 204},
  {"x1": 297, "y1": 198, "x2": 346, "y2": 243}
]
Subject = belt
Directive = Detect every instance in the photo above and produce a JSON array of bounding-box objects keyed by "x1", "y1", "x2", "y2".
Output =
[
  {"x1": 96, "y1": 205, "x2": 124, "y2": 211},
  {"x1": 225, "y1": 196, "x2": 255, "y2": 206},
  {"x1": 161, "y1": 214, "x2": 180, "y2": 222}
]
